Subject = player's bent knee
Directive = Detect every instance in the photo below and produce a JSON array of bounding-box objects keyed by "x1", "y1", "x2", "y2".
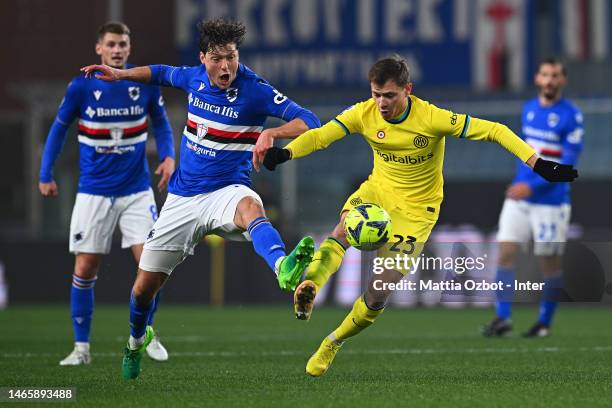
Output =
[
  {"x1": 234, "y1": 196, "x2": 265, "y2": 229},
  {"x1": 365, "y1": 280, "x2": 392, "y2": 306},
  {"x1": 330, "y1": 215, "x2": 350, "y2": 246},
  {"x1": 132, "y1": 269, "x2": 167, "y2": 305},
  {"x1": 365, "y1": 269, "x2": 403, "y2": 306},
  {"x1": 74, "y1": 253, "x2": 102, "y2": 279},
  {"x1": 363, "y1": 291, "x2": 387, "y2": 310},
  {"x1": 131, "y1": 286, "x2": 154, "y2": 306}
]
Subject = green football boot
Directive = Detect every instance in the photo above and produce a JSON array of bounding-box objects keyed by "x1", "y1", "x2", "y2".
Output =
[
  {"x1": 122, "y1": 325, "x2": 155, "y2": 380},
  {"x1": 276, "y1": 236, "x2": 315, "y2": 291}
]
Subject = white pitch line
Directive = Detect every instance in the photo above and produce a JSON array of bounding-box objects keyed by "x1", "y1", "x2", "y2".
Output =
[{"x1": 3, "y1": 346, "x2": 612, "y2": 359}]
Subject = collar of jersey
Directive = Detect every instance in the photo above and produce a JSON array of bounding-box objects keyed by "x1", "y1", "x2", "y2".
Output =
[
  {"x1": 385, "y1": 97, "x2": 412, "y2": 124},
  {"x1": 537, "y1": 97, "x2": 565, "y2": 110}
]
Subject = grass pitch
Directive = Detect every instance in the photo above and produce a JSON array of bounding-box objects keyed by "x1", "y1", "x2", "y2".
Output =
[{"x1": 0, "y1": 305, "x2": 611, "y2": 407}]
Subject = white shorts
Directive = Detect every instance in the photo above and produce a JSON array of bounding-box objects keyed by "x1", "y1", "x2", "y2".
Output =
[
  {"x1": 139, "y1": 184, "x2": 262, "y2": 274},
  {"x1": 69, "y1": 189, "x2": 157, "y2": 254},
  {"x1": 497, "y1": 198, "x2": 571, "y2": 256}
]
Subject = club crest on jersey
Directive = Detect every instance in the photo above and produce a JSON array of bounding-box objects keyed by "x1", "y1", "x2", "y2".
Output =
[
  {"x1": 93, "y1": 90, "x2": 102, "y2": 100},
  {"x1": 547, "y1": 113, "x2": 560, "y2": 128},
  {"x1": 128, "y1": 86, "x2": 140, "y2": 101},
  {"x1": 376, "y1": 131, "x2": 385, "y2": 139},
  {"x1": 526, "y1": 111, "x2": 535, "y2": 122},
  {"x1": 414, "y1": 135, "x2": 429, "y2": 148},
  {"x1": 196, "y1": 123, "x2": 208, "y2": 140},
  {"x1": 350, "y1": 197, "x2": 363, "y2": 206},
  {"x1": 110, "y1": 127, "x2": 123, "y2": 144},
  {"x1": 85, "y1": 106, "x2": 96, "y2": 118},
  {"x1": 226, "y1": 87, "x2": 238, "y2": 102}
]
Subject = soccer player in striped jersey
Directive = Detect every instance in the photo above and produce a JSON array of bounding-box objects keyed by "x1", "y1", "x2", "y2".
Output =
[
  {"x1": 39, "y1": 22, "x2": 176, "y2": 366},
  {"x1": 263, "y1": 56, "x2": 578, "y2": 376},
  {"x1": 81, "y1": 18, "x2": 320, "y2": 379},
  {"x1": 482, "y1": 58, "x2": 584, "y2": 338}
]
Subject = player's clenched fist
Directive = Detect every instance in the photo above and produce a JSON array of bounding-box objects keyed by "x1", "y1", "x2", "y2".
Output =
[
  {"x1": 263, "y1": 147, "x2": 291, "y2": 171},
  {"x1": 39, "y1": 181, "x2": 58, "y2": 197},
  {"x1": 533, "y1": 158, "x2": 578, "y2": 182}
]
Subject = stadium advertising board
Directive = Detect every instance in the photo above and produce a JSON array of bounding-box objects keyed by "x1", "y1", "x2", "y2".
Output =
[{"x1": 175, "y1": 0, "x2": 535, "y2": 89}]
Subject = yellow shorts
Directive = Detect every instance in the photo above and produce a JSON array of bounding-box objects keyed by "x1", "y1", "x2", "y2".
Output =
[{"x1": 341, "y1": 179, "x2": 438, "y2": 275}]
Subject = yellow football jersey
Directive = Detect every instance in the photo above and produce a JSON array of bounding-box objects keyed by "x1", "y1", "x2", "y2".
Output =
[{"x1": 286, "y1": 95, "x2": 535, "y2": 219}]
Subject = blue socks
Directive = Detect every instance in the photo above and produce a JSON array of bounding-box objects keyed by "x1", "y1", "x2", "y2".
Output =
[
  {"x1": 129, "y1": 292, "x2": 154, "y2": 339},
  {"x1": 247, "y1": 217, "x2": 286, "y2": 271},
  {"x1": 539, "y1": 275, "x2": 562, "y2": 326},
  {"x1": 147, "y1": 292, "x2": 161, "y2": 326},
  {"x1": 494, "y1": 266, "x2": 562, "y2": 327},
  {"x1": 495, "y1": 267, "x2": 515, "y2": 320},
  {"x1": 71, "y1": 274, "x2": 97, "y2": 342}
]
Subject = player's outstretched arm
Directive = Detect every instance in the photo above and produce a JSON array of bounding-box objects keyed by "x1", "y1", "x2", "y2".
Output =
[
  {"x1": 452, "y1": 114, "x2": 578, "y2": 182},
  {"x1": 476, "y1": 120, "x2": 578, "y2": 182},
  {"x1": 80, "y1": 64, "x2": 152, "y2": 83},
  {"x1": 253, "y1": 118, "x2": 309, "y2": 172},
  {"x1": 262, "y1": 120, "x2": 348, "y2": 171}
]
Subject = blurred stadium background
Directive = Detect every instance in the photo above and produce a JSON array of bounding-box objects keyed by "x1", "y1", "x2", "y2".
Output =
[{"x1": 1, "y1": 0, "x2": 611, "y2": 308}]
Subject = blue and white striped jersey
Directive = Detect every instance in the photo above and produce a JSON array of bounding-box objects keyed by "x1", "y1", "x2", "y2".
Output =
[
  {"x1": 514, "y1": 97, "x2": 584, "y2": 205},
  {"x1": 149, "y1": 63, "x2": 320, "y2": 197},
  {"x1": 40, "y1": 69, "x2": 175, "y2": 197}
]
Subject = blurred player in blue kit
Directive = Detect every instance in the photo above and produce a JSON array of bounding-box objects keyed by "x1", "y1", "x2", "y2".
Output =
[
  {"x1": 483, "y1": 58, "x2": 584, "y2": 337},
  {"x1": 81, "y1": 18, "x2": 321, "y2": 379},
  {"x1": 39, "y1": 22, "x2": 176, "y2": 365}
]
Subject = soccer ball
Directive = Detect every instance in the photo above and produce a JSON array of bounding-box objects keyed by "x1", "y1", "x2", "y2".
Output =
[{"x1": 343, "y1": 203, "x2": 392, "y2": 251}]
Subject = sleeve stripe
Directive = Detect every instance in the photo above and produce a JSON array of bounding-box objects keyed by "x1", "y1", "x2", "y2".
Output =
[
  {"x1": 333, "y1": 118, "x2": 350, "y2": 135},
  {"x1": 459, "y1": 115, "x2": 471, "y2": 139},
  {"x1": 56, "y1": 117, "x2": 69, "y2": 126},
  {"x1": 169, "y1": 67, "x2": 177, "y2": 87},
  {"x1": 280, "y1": 104, "x2": 290, "y2": 121}
]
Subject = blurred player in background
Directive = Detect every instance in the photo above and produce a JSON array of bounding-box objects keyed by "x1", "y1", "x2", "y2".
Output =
[
  {"x1": 263, "y1": 55, "x2": 578, "y2": 377},
  {"x1": 82, "y1": 18, "x2": 320, "y2": 380},
  {"x1": 39, "y1": 22, "x2": 176, "y2": 366},
  {"x1": 482, "y1": 58, "x2": 584, "y2": 338}
]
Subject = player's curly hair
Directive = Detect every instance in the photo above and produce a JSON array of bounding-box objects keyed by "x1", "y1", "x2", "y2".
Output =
[
  {"x1": 368, "y1": 55, "x2": 411, "y2": 86},
  {"x1": 197, "y1": 18, "x2": 246, "y2": 53}
]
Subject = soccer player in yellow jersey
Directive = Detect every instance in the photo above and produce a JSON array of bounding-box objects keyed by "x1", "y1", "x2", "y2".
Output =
[{"x1": 262, "y1": 56, "x2": 578, "y2": 377}]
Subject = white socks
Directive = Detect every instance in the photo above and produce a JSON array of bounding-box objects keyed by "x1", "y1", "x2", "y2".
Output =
[
  {"x1": 75, "y1": 342, "x2": 90, "y2": 352},
  {"x1": 128, "y1": 335, "x2": 145, "y2": 350}
]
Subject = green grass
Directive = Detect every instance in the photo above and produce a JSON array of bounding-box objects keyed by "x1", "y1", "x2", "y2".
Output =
[{"x1": 0, "y1": 305, "x2": 611, "y2": 407}]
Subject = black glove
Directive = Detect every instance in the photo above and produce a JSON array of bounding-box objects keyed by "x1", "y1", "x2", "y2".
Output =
[
  {"x1": 533, "y1": 158, "x2": 578, "y2": 182},
  {"x1": 263, "y1": 147, "x2": 291, "y2": 171}
]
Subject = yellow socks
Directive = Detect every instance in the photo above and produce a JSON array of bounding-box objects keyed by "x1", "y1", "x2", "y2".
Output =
[
  {"x1": 305, "y1": 238, "x2": 346, "y2": 290},
  {"x1": 331, "y1": 295, "x2": 385, "y2": 342}
]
